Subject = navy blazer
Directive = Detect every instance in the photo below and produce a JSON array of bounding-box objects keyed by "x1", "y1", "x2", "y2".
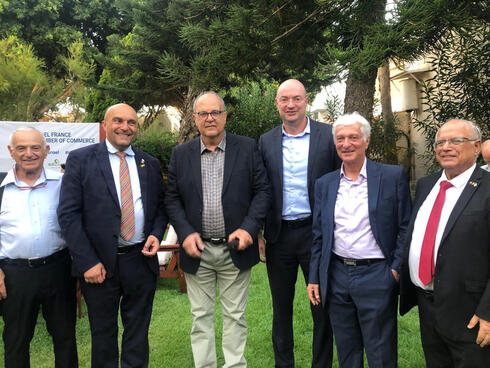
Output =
[
  {"x1": 309, "y1": 159, "x2": 412, "y2": 306},
  {"x1": 400, "y1": 167, "x2": 490, "y2": 342},
  {"x1": 57, "y1": 141, "x2": 167, "y2": 277},
  {"x1": 165, "y1": 132, "x2": 271, "y2": 274},
  {"x1": 259, "y1": 119, "x2": 341, "y2": 243}
]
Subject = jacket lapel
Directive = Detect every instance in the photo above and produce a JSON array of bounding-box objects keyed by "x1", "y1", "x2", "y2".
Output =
[
  {"x1": 96, "y1": 142, "x2": 119, "y2": 207},
  {"x1": 222, "y1": 133, "x2": 238, "y2": 195},
  {"x1": 325, "y1": 175, "x2": 340, "y2": 246},
  {"x1": 440, "y1": 167, "x2": 482, "y2": 245},
  {"x1": 189, "y1": 138, "x2": 203, "y2": 201},
  {"x1": 134, "y1": 149, "x2": 148, "y2": 214},
  {"x1": 366, "y1": 159, "x2": 381, "y2": 237},
  {"x1": 307, "y1": 121, "x2": 319, "y2": 192}
]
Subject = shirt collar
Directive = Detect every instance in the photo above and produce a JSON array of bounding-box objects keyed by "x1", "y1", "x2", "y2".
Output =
[
  {"x1": 440, "y1": 163, "x2": 476, "y2": 189},
  {"x1": 105, "y1": 139, "x2": 135, "y2": 156},
  {"x1": 282, "y1": 117, "x2": 311, "y2": 137},
  {"x1": 200, "y1": 132, "x2": 227, "y2": 154},
  {"x1": 340, "y1": 157, "x2": 367, "y2": 181},
  {"x1": 1, "y1": 166, "x2": 59, "y2": 188}
]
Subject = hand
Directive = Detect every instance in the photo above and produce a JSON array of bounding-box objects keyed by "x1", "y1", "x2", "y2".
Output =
[
  {"x1": 142, "y1": 235, "x2": 160, "y2": 256},
  {"x1": 391, "y1": 269, "x2": 400, "y2": 282},
  {"x1": 258, "y1": 233, "x2": 266, "y2": 263},
  {"x1": 467, "y1": 314, "x2": 490, "y2": 347},
  {"x1": 84, "y1": 262, "x2": 106, "y2": 284},
  {"x1": 307, "y1": 284, "x2": 321, "y2": 306},
  {"x1": 182, "y1": 232, "x2": 204, "y2": 258},
  {"x1": 0, "y1": 268, "x2": 7, "y2": 299},
  {"x1": 228, "y1": 229, "x2": 253, "y2": 251}
]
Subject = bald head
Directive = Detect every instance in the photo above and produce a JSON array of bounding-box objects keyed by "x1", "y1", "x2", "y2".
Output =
[
  {"x1": 482, "y1": 139, "x2": 490, "y2": 165},
  {"x1": 275, "y1": 79, "x2": 309, "y2": 132},
  {"x1": 103, "y1": 103, "x2": 139, "y2": 151}
]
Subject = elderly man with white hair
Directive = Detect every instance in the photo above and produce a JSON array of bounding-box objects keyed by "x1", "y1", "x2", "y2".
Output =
[
  {"x1": 307, "y1": 112, "x2": 412, "y2": 368},
  {"x1": 0, "y1": 127, "x2": 77, "y2": 368}
]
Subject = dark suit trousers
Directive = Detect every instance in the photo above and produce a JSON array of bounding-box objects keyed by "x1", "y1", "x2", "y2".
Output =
[
  {"x1": 266, "y1": 223, "x2": 333, "y2": 368},
  {"x1": 328, "y1": 257, "x2": 398, "y2": 368},
  {"x1": 1, "y1": 251, "x2": 78, "y2": 368},
  {"x1": 81, "y1": 248, "x2": 157, "y2": 368},
  {"x1": 416, "y1": 289, "x2": 490, "y2": 368}
]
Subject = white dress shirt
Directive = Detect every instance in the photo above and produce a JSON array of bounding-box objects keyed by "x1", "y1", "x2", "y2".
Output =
[
  {"x1": 409, "y1": 164, "x2": 476, "y2": 290},
  {"x1": 0, "y1": 168, "x2": 66, "y2": 259},
  {"x1": 106, "y1": 140, "x2": 145, "y2": 245},
  {"x1": 333, "y1": 159, "x2": 384, "y2": 259}
]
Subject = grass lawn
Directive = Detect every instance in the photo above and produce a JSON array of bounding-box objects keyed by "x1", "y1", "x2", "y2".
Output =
[{"x1": 0, "y1": 262, "x2": 425, "y2": 367}]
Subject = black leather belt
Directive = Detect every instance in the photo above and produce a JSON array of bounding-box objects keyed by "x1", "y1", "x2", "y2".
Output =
[
  {"x1": 416, "y1": 287, "x2": 434, "y2": 301},
  {"x1": 117, "y1": 242, "x2": 144, "y2": 255},
  {"x1": 201, "y1": 237, "x2": 227, "y2": 245},
  {"x1": 282, "y1": 216, "x2": 312, "y2": 228},
  {"x1": 0, "y1": 248, "x2": 69, "y2": 268},
  {"x1": 333, "y1": 253, "x2": 384, "y2": 266}
]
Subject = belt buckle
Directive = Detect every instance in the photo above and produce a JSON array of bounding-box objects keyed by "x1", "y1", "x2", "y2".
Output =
[
  {"x1": 210, "y1": 237, "x2": 223, "y2": 244},
  {"x1": 344, "y1": 259, "x2": 357, "y2": 266},
  {"x1": 27, "y1": 258, "x2": 44, "y2": 267}
]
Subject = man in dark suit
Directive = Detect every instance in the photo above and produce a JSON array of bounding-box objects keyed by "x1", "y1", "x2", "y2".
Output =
[
  {"x1": 58, "y1": 103, "x2": 167, "y2": 368},
  {"x1": 258, "y1": 79, "x2": 340, "y2": 368},
  {"x1": 400, "y1": 119, "x2": 490, "y2": 367},
  {"x1": 165, "y1": 91, "x2": 270, "y2": 368},
  {"x1": 307, "y1": 112, "x2": 411, "y2": 367}
]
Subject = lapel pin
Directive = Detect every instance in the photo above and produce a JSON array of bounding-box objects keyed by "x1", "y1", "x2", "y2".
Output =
[
  {"x1": 468, "y1": 181, "x2": 477, "y2": 187},
  {"x1": 140, "y1": 158, "x2": 145, "y2": 167}
]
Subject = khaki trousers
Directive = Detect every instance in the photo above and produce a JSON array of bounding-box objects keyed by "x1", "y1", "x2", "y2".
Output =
[{"x1": 185, "y1": 242, "x2": 251, "y2": 368}]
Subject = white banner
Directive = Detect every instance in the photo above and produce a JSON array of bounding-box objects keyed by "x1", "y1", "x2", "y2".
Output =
[{"x1": 0, "y1": 122, "x2": 100, "y2": 172}]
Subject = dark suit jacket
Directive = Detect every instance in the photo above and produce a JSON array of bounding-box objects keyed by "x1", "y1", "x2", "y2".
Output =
[
  {"x1": 309, "y1": 159, "x2": 412, "y2": 306},
  {"x1": 165, "y1": 132, "x2": 271, "y2": 274},
  {"x1": 400, "y1": 167, "x2": 490, "y2": 342},
  {"x1": 57, "y1": 141, "x2": 167, "y2": 277},
  {"x1": 258, "y1": 119, "x2": 341, "y2": 243}
]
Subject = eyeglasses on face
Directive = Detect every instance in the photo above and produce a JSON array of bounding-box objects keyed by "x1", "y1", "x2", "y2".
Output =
[
  {"x1": 434, "y1": 137, "x2": 478, "y2": 148},
  {"x1": 195, "y1": 110, "x2": 225, "y2": 119}
]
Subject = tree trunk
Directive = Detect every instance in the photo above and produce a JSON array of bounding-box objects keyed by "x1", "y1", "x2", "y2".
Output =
[
  {"x1": 378, "y1": 62, "x2": 398, "y2": 164},
  {"x1": 343, "y1": 66, "x2": 378, "y2": 122},
  {"x1": 178, "y1": 88, "x2": 200, "y2": 144}
]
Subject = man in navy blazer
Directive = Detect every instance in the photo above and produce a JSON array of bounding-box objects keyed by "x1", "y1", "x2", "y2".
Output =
[
  {"x1": 165, "y1": 92, "x2": 270, "y2": 367},
  {"x1": 400, "y1": 119, "x2": 490, "y2": 367},
  {"x1": 307, "y1": 112, "x2": 411, "y2": 368},
  {"x1": 259, "y1": 79, "x2": 340, "y2": 368},
  {"x1": 58, "y1": 103, "x2": 167, "y2": 368}
]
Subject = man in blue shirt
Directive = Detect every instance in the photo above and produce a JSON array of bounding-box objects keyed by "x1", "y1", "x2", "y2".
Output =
[
  {"x1": 259, "y1": 79, "x2": 340, "y2": 368},
  {"x1": 0, "y1": 127, "x2": 78, "y2": 368}
]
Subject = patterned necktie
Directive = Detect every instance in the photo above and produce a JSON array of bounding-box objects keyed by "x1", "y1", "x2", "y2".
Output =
[
  {"x1": 116, "y1": 152, "x2": 135, "y2": 241},
  {"x1": 419, "y1": 180, "x2": 453, "y2": 285}
]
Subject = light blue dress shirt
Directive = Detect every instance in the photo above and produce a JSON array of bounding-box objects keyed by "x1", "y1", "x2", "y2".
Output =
[
  {"x1": 282, "y1": 119, "x2": 311, "y2": 220},
  {"x1": 106, "y1": 140, "x2": 145, "y2": 246},
  {"x1": 0, "y1": 168, "x2": 66, "y2": 259}
]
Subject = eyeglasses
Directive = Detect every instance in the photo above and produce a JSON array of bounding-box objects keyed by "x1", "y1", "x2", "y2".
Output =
[
  {"x1": 195, "y1": 110, "x2": 225, "y2": 120},
  {"x1": 434, "y1": 137, "x2": 478, "y2": 148}
]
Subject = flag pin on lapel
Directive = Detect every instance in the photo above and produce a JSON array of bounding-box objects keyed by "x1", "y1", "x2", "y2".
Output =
[
  {"x1": 468, "y1": 181, "x2": 477, "y2": 187},
  {"x1": 140, "y1": 158, "x2": 145, "y2": 167}
]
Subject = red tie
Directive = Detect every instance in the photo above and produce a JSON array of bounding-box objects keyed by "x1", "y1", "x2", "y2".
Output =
[
  {"x1": 116, "y1": 152, "x2": 135, "y2": 241},
  {"x1": 419, "y1": 180, "x2": 453, "y2": 285}
]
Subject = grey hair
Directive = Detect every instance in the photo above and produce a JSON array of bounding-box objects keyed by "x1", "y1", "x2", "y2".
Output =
[
  {"x1": 9, "y1": 126, "x2": 46, "y2": 148},
  {"x1": 193, "y1": 91, "x2": 226, "y2": 112},
  {"x1": 332, "y1": 112, "x2": 371, "y2": 141},
  {"x1": 436, "y1": 119, "x2": 482, "y2": 142}
]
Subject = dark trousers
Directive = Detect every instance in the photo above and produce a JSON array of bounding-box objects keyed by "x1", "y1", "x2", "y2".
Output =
[
  {"x1": 416, "y1": 289, "x2": 490, "y2": 368},
  {"x1": 328, "y1": 257, "x2": 398, "y2": 368},
  {"x1": 81, "y1": 248, "x2": 157, "y2": 368},
  {"x1": 266, "y1": 223, "x2": 333, "y2": 368},
  {"x1": 1, "y1": 251, "x2": 78, "y2": 368}
]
